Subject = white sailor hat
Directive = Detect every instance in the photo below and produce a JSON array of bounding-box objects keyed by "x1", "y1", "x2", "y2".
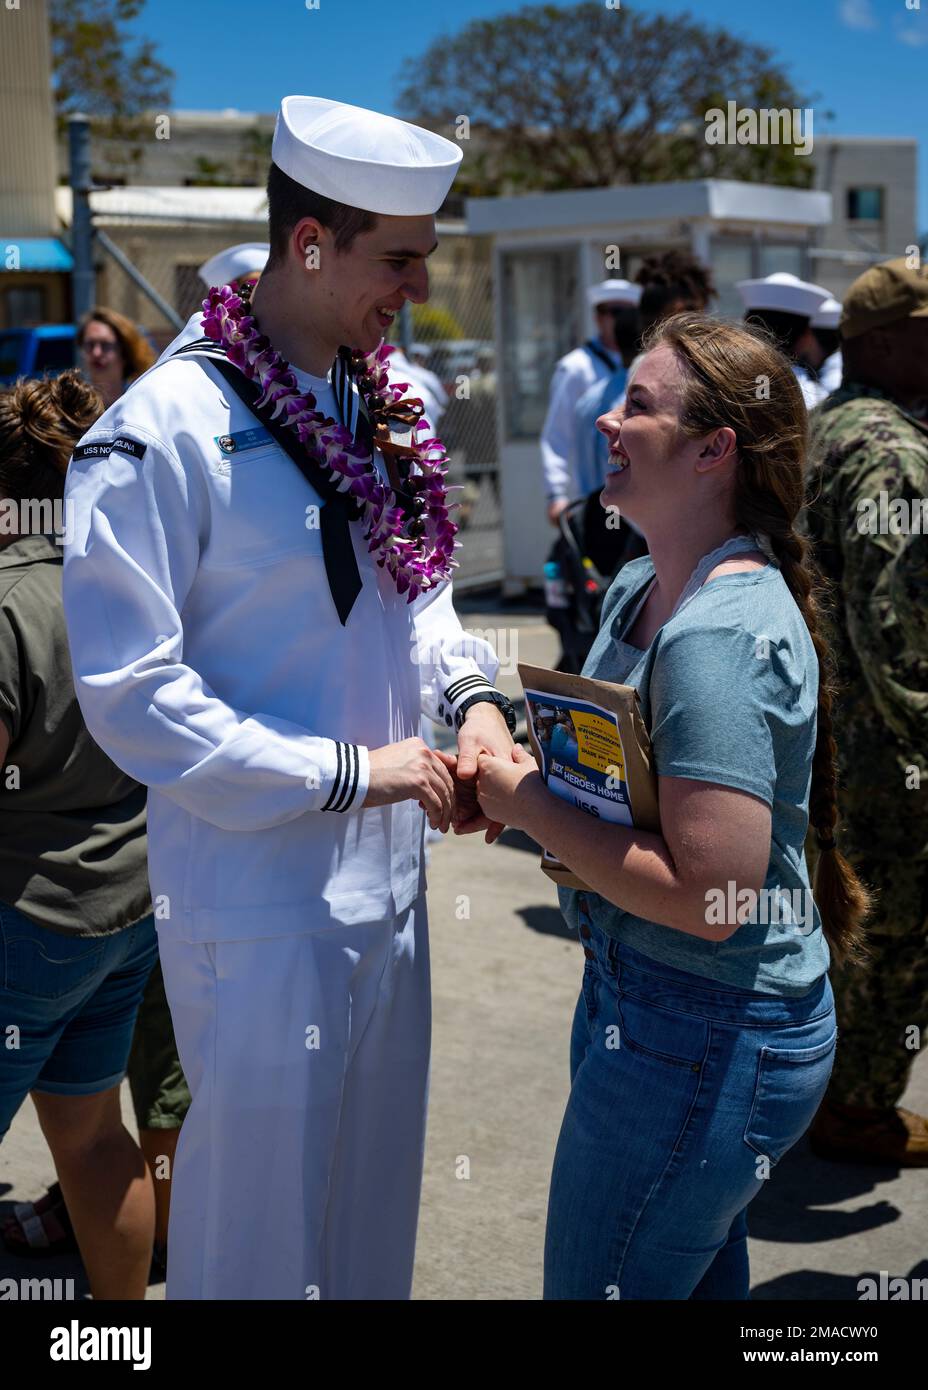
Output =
[
  {"x1": 736, "y1": 272, "x2": 830, "y2": 319},
  {"x1": 198, "y1": 243, "x2": 268, "y2": 288},
  {"x1": 271, "y1": 95, "x2": 462, "y2": 216},
  {"x1": 587, "y1": 278, "x2": 642, "y2": 310},
  {"x1": 810, "y1": 296, "x2": 842, "y2": 330}
]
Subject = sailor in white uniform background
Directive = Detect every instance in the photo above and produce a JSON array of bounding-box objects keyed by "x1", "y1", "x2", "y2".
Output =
[
  {"x1": 735, "y1": 272, "x2": 832, "y2": 410},
  {"x1": 540, "y1": 279, "x2": 630, "y2": 525},
  {"x1": 386, "y1": 342, "x2": 449, "y2": 432},
  {"x1": 809, "y1": 295, "x2": 843, "y2": 396},
  {"x1": 61, "y1": 94, "x2": 516, "y2": 1301},
  {"x1": 197, "y1": 241, "x2": 269, "y2": 294}
]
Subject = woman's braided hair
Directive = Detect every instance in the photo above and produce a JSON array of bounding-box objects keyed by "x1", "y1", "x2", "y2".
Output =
[{"x1": 643, "y1": 312, "x2": 870, "y2": 965}]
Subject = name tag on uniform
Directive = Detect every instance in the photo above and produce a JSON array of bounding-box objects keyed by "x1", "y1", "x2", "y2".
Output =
[{"x1": 214, "y1": 427, "x2": 274, "y2": 456}]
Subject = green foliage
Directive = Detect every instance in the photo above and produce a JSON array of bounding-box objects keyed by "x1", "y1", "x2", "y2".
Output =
[
  {"x1": 239, "y1": 125, "x2": 274, "y2": 184},
  {"x1": 189, "y1": 156, "x2": 232, "y2": 187},
  {"x1": 49, "y1": 0, "x2": 173, "y2": 129},
  {"x1": 399, "y1": 1, "x2": 817, "y2": 194}
]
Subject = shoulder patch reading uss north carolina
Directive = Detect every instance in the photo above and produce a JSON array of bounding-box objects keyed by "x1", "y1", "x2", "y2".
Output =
[{"x1": 72, "y1": 435, "x2": 148, "y2": 462}]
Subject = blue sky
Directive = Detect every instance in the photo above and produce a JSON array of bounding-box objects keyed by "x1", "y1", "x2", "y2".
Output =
[{"x1": 127, "y1": 0, "x2": 927, "y2": 230}]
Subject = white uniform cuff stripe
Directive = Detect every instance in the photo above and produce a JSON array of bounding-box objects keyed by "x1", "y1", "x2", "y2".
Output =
[
  {"x1": 322, "y1": 741, "x2": 363, "y2": 812},
  {"x1": 443, "y1": 674, "x2": 492, "y2": 709}
]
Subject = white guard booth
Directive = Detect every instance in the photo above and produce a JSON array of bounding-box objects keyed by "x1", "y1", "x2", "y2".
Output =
[{"x1": 465, "y1": 179, "x2": 832, "y2": 594}]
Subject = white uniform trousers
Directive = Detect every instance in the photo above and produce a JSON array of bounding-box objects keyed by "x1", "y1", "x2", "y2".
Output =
[{"x1": 157, "y1": 894, "x2": 431, "y2": 1300}]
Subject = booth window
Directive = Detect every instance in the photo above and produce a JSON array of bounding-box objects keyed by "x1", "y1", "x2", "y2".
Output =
[
  {"x1": 758, "y1": 244, "x2": 804, "y2": 279},
  {"x1": 709, "y1": 239, "x2": 753, "y2": 320},
  {"x1": 500, "y1": 247, "x2": 579, "y2": 440}
]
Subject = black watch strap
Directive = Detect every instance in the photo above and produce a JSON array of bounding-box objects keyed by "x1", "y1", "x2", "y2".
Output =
[{"x1": 453, "y1": 690, "x2": 517, "y2": 733}]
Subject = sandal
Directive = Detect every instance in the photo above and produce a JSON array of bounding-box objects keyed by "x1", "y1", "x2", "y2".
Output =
[
  {"x1": 5, "y1": 1183, "x2": 168, "y2": 1280},
  {"x1": 1, "y1": 1182, "x2": 79, "y2": 1258}
]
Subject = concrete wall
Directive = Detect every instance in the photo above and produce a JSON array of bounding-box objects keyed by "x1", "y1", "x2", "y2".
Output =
[
  {"x1": 56, "y1": 112, "x2": 276, "y2": 189},
  {"x1": 0, "y1": 0, "x2": 58, "y2": 236},
  {"x1": 811, "y1": 138, "x2": 917, "y2": 299}
]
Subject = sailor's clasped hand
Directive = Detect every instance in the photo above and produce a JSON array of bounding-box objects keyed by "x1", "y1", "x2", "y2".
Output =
[
  {"x1": 363, "y1": 736, "x2": 457, "y2": 834},
  {"x1": 363, "y1": 703, "x2": 521, "y2": 842}
]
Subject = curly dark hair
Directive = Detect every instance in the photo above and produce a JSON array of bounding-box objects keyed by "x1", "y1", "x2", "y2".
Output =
[
  {"x1": 0, "y1": 369, "x2": 103, "y2": 505},
  {"x1": 636, "y1": 250, "x2": 716, "y2": 331}
]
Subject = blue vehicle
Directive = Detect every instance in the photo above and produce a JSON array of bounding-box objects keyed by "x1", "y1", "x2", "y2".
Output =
[{"x1": 0, "y1": 326, "x2": 77, "y2": 386}]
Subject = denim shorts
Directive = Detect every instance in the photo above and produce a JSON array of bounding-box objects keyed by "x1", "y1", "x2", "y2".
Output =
[
  {"x1": 0, "y1": 901, "x2": 159, "y2": 1138},
  {"x1": 544, "y1": 922, "x2": 837, "y2": 1300}
]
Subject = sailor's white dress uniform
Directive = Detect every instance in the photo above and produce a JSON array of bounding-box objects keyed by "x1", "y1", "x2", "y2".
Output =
[
  {"x1": 540, "y1": 339, "x2": 619, "y2": 504},
  {"x1": 540, "y1": 279, "x2": 640, "y2": 505},
  {"x1": 61, "y1": 320, "x2": 501, "y2": 1298},
  {"x1": 810, "y1": 296, "x2": 843, "y2": 398},
  {"x1": 793, "y1": 362, "x2": 828, "y2": 410},
  {"x1": 735, "y1": 272, "x2": 834, "y2": 413}
]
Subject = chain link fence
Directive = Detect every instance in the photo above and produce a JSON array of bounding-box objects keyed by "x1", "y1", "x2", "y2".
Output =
[{"x1": 90, "y1": 206, "x2": 502, "y2": 589}]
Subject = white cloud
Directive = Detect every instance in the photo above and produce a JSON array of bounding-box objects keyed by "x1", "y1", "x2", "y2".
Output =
[
  {"x1": 893, "y1": 14, "x2": 928, "y2": 46},
  {"x1": 839, "y1": 0, "x2": 879, "y2": 29}
]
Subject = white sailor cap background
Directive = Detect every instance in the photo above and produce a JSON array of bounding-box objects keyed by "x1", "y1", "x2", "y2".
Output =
[
  {"x1": 810, "y1": 296, "x2": 842, "y2": 330},
  {"x1": 586, "y1": 278, "x2": 643, "y2": 310},
  {"x1": 198, "y1": 243, "x2": 269, "y2": 288},
  {"x1": 735, "y1": 272, "x2": 831, "y2": 319},
  {"x1": 271, "y1": 95, "x2": 463, "y2": 216}
]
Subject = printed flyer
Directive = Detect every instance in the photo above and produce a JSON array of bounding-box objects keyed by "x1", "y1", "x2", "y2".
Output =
[{"x1": 519, "y1": 664, "x2": 661, "y2": 891}]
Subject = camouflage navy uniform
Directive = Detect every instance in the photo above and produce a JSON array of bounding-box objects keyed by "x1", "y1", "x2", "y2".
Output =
[{"x1": 806, "y1": 382, "x2": 928, "y2": 1108}]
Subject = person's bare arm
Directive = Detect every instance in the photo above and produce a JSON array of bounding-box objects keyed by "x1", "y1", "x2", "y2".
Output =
[{"x1": 476, "y1": 749, "x2": 771, "y2": 940}]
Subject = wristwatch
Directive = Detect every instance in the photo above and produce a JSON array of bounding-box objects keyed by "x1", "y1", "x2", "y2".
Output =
[{"x1": 454, "y1": 689, "x2": 518, "y2": 734}]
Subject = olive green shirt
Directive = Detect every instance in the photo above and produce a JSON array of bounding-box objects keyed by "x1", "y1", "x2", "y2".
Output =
[{"x1": 0, "y1": 534, "x2": 151, "y2": 936}]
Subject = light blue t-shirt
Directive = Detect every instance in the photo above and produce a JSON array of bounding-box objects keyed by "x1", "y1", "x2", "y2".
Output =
[{"x1": 558, "y1": 554, "x2": 830, "y2": 995}]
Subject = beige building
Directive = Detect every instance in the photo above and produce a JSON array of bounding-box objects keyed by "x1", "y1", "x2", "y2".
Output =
[
  {"x1": 0, "y1": 0, "x2": 71, "y2": 328},
  {"x1": 55, "y1": 109, "x2": 275, "y2": 191},
  {"x1": 809, "y1": 137, "x2": 919, "y2": 300}
]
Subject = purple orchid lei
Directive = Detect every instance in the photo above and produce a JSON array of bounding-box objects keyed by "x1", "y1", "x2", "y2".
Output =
[{"x1": 201, "y1": 282, "x2": 459, "y2": 601}]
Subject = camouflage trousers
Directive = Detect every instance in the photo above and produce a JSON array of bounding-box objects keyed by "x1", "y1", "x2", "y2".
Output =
[{"x1": 824, "y1": 855, "x2": 928, "y2": 1109}]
